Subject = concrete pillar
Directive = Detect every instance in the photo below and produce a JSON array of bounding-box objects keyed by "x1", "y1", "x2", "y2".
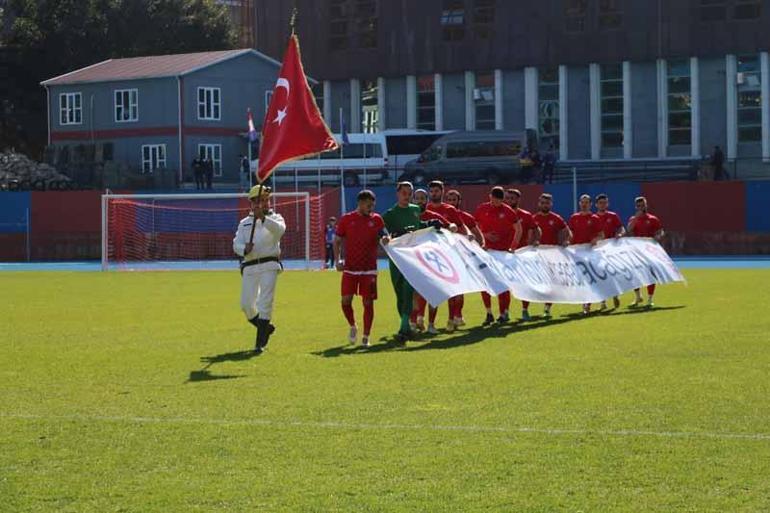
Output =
[
  {"x1": 494, "y1": 69, "x2": 504, "y2": 130},
  {"x1": 406, "y1": 75, "x2": 417, "y2": 129},
  {"x1": 589, "y1": 63, "x2": 601, "y2": 160},
  {"x1": 377, "y1": 77, "x2": 386, "y2": 130},
  {"x1": 623, "y1": 61, "x2": 632, "y2": 159},
  {"x1": 761, "y1": 52, "x2": 770, "y2": 161},
  {"x1": 350, "y1": 78, "x2": 361, "y2": 133},
  {"x1": 465, "y1": 71, "x2": 475, "y2": 131},
  {"x1": 323, "y1": 80, "x2": 332, "y2": 124},
  {"x1": 434, "y1": 73, "x2": 444, "y2": 131},
  {"x1": 726, "y1": 54, "x2": 738, "y2": 160},
  {"x1": 524, "y1": 67, "x2": 538, "y2": 131},
  {"x1": 656, "y1": 59, "x2": 668, "y2": 158},
  {"x1": 558, "y1": 65, "x2": 569, "y2": 160},
  {"x1": 691, "y1": 57, "x2": 701, "y2": 158}
]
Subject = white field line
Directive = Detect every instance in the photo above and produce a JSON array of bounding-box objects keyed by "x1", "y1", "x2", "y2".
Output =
[{"x1": 2, "y1": 412, "x2": 770, "y2": 442}]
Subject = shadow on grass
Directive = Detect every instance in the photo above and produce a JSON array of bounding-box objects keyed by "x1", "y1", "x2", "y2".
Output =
[
  {"x1": 561, "y1": 304, "x2": 687, "y2": 321},
  {"x1": 186, "y1": 349, "x2": 260, "y2": 383},
  {"x1": 312, "y1": 317, "x2": 573, "y2": 357},
  {"x1": 187, "y1": 369, "x2": 245, "y2": 382},
  {"x1": 312, "y1": 304, "x2": 687, "y2": 357}
]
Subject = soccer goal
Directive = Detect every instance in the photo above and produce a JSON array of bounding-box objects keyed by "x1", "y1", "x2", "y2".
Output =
[{"x1": 101, "y1": 192, "x2": 314, "y2": 271}]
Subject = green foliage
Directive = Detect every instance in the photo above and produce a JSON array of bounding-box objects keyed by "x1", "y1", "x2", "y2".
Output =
[{"x1": 2, "y1": 269, "x2": 770, "y2": 511}]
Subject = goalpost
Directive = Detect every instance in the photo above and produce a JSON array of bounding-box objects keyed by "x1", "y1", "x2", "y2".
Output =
[{"x1": 101, "y1": 192, "x2": 313, "y2": 271}]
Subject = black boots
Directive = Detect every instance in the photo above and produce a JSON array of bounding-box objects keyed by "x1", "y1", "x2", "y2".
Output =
[{"x1": 249, "y1": 315, "x2": 275, "y2": 353}]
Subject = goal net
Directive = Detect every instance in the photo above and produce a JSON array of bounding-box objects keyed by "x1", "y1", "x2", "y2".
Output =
[{"x1": 101, "y1": 192, "x2": 317, "y2": 271}]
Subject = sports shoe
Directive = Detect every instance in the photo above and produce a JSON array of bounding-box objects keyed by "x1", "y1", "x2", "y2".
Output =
[
  {"x1": 361, "y1": 336, "x2": 370, "y2": 348},
  {"x1": 600, "y1": 301, "x2": 607, "y2": 311},
  {"x1": 482, "y1": 313, "x2": 495, "y2": 326},
  {"x1": 646, "y1": 297, "x2": 655, "y2": 308},
  {"x1": 629, "y1": 299, "x2": 642, "y2": 308},
  {"x1": 582, "y1": 304, "x2": 591, "y2": 316},
  {"x1": 445, "y1": 320, "x2": 456, "y2": 333},
  {"x1": 395, "y1": 331, "x2": 409, "y2": 345},
  {"x1": 543, "y1": 309, "x2": 553, "y2": 320},
  {"x1": 415, "y1": 316, "x2": 426, "y2": 332},
  {"x1": 613, "y1": 296, "x2": 621, "y2": 309},
  {"x1": 348, "y1": 325, "x2": 358, "y2": 345},
  {"x1": 454, "y1": 317, "x2": 466, "y2": 327},
  {"x1": 521, "y1": 310, "x2": 531, "y2": 322},
  {"x1": 426, "y1": 324, "x2": 439, "y2": 335},
  {"x1": 496, "y1": 313, "x2": 510, "y2": 324}
]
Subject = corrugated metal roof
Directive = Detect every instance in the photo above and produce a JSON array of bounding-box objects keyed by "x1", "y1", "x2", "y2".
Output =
[{"x1": 41, "y1": 48, "x2": 280, "y2": 86}]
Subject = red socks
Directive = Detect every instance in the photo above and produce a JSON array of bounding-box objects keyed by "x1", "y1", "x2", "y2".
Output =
[
  {"x1": 481, "y1": 292, "x2": 492, "y2": 309},
  {"x1": 363, "y1": 302, "x2": 374, "y2": 335},
  {"x1": 499, "y1": 292, "x2": 511, "y2": 315},
  {"x1": 522, "y1": 301, "x2": 530, "y2": 309},
  {"x1": 647, "y1": 284, "x2": 656, "y2": 295}
]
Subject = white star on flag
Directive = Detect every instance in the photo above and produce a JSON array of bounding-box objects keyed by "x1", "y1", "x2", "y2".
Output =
[{"x1": 273, "y1": 107, "x2": 287, "y2": 125}]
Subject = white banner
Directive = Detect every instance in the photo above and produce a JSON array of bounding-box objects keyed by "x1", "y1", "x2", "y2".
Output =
[{"x1": 384, "y1": 229, "x2": 685, "y2": 306}]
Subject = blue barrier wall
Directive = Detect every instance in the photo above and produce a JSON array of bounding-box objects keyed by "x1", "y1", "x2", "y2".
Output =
[
  {"x1": 0, "y1": 192, "x2": 31, "y2": 233},
  {"x1": 544, "y1": 183, "x2": 642, "y2": 223},
  {"x1": 745, "y1": 181, "x2": 770, "y2": 233}
]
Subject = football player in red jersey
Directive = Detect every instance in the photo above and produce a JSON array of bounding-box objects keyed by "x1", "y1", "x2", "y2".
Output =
[
  {"x1": 474, "y1": 186, "x2": 522, "y2": 325},
  {"x1": 446, "y1": 189, "x2": 485, "y2": 326},
  {"x1": 504, "y1": 188, "x2": 541, "y2": 321},
  {"x1": 595, "y1": 193, "x2": 625, "y2": 310},
  {"x1": 333, "y1": 190, "x2": 386, "y2": 347},
  {"x1": 568, "y1": 194, "x2": 604, "y2": 315},
  {"x1": 627, "y1": 196, "x2": 665, "y2": 308},
  {"x1": 532, "y1": 193, "x2": 572, "y2": 319},
  {"x1": 411, "y1": 189, "x2": 454, "y2": 334},
  {"x1": 426, "y1": 181, "x2": 470, "y2": 332}
]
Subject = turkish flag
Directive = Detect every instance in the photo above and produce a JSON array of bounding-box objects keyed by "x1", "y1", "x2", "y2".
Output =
[{"x1": 257, "y1": 35, "x2": 338, "y2": 183}]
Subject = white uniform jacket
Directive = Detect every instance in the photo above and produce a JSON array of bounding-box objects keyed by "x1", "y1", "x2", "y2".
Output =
[{"x1": 233, "y1": 212, "x2": 287, "y2": 273}]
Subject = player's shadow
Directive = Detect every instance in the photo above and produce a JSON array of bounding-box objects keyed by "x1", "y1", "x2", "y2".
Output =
[
  {"x1": 404, "y1": 317, "x2": 574, "y2": 352},
  {"x1": 561, "y1": 305, "x2": 687, "y2": 321},
  {"x1": 186, "y1": 349, "x2": 258, "y2": 383},
  {"x1": 312, "y1": 339, "x2": 402, "y2": 358}
]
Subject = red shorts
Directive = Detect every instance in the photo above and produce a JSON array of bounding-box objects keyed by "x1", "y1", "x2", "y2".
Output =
[{"x1": 341, "y1": 273, "x2": 378, "y2": 299}]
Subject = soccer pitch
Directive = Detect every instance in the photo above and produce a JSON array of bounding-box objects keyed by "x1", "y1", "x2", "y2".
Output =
[{"x1": 2, "y1": 269, "x2": 770, "y2": 512}]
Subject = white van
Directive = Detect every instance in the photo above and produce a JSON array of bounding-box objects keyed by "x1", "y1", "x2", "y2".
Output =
[
  {"x1": 381, "y1": 129, "x2": 454, "y2": 180},
  {"x1": 253, "y1": 133, "x2": 389, "y2": 187}
]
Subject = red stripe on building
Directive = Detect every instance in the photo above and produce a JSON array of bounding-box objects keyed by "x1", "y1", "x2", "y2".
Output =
[{"x1": 51, "y1": 126, "x2": 246, "y2": 141}]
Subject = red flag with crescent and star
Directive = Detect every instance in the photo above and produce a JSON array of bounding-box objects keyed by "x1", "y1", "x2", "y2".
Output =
[{"x1": 257, "y1": 35, "x2": 338, "y2": 183}]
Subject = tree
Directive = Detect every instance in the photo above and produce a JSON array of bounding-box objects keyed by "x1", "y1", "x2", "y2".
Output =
[{"x1": 1, "y1": 0, "x2": 237, "y2": 156}]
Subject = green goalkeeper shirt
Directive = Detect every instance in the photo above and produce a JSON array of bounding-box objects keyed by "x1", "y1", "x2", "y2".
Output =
[{"x1": 383, "y1": 203, "x2": 424, "y2": 238}]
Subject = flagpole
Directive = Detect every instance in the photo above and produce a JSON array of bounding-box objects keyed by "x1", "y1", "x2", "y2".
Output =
[{"x1": 339, "y1": 107, "x2": 346, "y2": 214}]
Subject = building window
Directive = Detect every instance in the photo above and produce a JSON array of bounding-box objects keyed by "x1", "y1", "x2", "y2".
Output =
[
  {"x1": 700, "y1": 0, "x2": 727, "y2": 21},
  {"x1": 328, "y1": 0, "x2": 378, "y2": 51},
  {"x1": 141, "y1": 145, "x2": 166, "y2": 174},
  {"x1": 539, "y1": 68, "x2": 560, "y2": 149},
  {"x1": 598, "y1": 0, "x2": 622, "y2": 29},
  {"x1": 734, "y1": 0, "x2": 761, "y2": 19},
  {"x1": 59, "y1": 92, "x2": 82, "y2": 125},
  {"x1": 667, "y1": 60, "x2": 692, "y2": 146},
  {"x1": 198, "y1": 144, "x2": 223, "y2": 177},
  {"x1": 312, "y1": 83, "x2": 325, "y2": 118},
  {"x1": 600, "y1": 63, "x2": 624, "y2": 148},
  {"x1": 114, "y1": 89, "x2": 138, "y2": 123},
  {"x1": 564, "y1": 0, "x2": 587, "y2": 33},
  {"x1": 417, "y1": 75, "x2": 436, "y2": 130},
  {"x1": 472, "y1": 0, "x2": 494, "y2": 39},
  {"x1": 361, "y1": 79, "x2": 379, "y2": 133},
  {"x1": 197, "y1": 87, "x2": 221, "y2": 121},
  {"x1": 737, "y1": 54, "x2": 762, "y2": 142},
  {"x1": 474, "y1": 72, "x2": 495, "y2": 130},
  {"x1": 441, "y1": 0, "x2": 466, "y2": 41}
]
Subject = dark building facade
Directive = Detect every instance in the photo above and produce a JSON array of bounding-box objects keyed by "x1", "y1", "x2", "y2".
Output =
[{"x1": 252, "y1": 0, "x2": 770, "y2": 172}]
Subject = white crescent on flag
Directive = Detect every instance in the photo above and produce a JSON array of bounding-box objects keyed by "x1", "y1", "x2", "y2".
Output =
[{"x1": 272, "y1": 77, "x2": 291, "y2": 126}]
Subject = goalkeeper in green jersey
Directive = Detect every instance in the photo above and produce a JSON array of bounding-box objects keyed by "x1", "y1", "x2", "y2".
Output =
[{"x1": 381, "y1": 181, "x2": 443, "y2": 343}]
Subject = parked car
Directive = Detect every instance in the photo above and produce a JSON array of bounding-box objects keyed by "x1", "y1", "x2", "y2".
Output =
[
  {"x1": 381, "y1": 129, "x2": 454, "y2": 180},
  {"x1": 400, "y1": 130, "x2": 538, "y2": 185},
  {"x1": 253, "y1": 132, "x2": 388, "y2": 187}
]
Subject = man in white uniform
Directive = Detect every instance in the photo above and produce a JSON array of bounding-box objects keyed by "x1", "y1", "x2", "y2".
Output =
[{"x1": 233, "y1": 185, "x2": 286, "y2": 353}]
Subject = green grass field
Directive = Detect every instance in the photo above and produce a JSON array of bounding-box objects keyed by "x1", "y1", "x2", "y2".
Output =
[{"x1": 2, "y1": 268, "x2": 770, "y2": 512}]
